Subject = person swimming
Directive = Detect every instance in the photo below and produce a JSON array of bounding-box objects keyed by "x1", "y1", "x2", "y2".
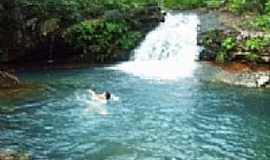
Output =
[{"x1": 89, "y1": 90, "x2": 111, "y2": 103}]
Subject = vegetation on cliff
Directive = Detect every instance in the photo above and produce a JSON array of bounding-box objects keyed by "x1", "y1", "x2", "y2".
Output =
[
  {"x1": 0, "y1": 0, "x2": 161, "y2": 65},
  {"x1": 163, "y1": 0, "x2": 224, "y2": 9}
]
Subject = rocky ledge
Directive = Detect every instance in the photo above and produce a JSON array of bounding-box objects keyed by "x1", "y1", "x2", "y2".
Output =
[
  {"x1": 216, "y1": 70, "x2": 270, "y2": 88},
  {"x1": 198, "y1": 10, "x2": 270, "y2": 64},
  {"x1": 198, "y1": 11, "x2": 270, "y2": 88},
  {"x1": 198, "y1": 28, "x2": 270, "y2": 64}
]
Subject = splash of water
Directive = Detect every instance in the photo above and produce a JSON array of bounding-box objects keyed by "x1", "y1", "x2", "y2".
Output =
[{"x1": 111, "y1": 13, "x2": 200, "y2": 80}]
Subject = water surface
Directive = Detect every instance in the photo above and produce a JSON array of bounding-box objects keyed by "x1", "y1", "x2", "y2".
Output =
[{"x1": 1, "y1": 67, "x2": 270, "y2": 160}]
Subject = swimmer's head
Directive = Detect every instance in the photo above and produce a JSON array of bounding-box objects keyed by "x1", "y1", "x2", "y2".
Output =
[{"x1": 105, "y1": 91, "x2": 111, "y2": 100}]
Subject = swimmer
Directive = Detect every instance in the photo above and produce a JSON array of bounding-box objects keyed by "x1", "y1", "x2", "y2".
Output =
[{"x1": 89, "y1": 90, "x2": 111, "y2": 103}]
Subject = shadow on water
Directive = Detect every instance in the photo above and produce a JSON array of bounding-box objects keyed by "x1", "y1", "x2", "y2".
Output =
[{"x1": 0, "y1": 84, "x2": 49, "y2": 114}]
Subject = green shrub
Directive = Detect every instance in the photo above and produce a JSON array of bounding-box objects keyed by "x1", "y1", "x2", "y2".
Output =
[
  {"x1": 163, "y1": 0, "x2": 205, "y2": 9},
  {"x1": 264, "y1": 1, "x2": 270, "y2": 13},
  {"x1": 15, "y1": 0, "x2": 159, "y2": 25},
  {"x1": 204, "y1": 0, "x2": 224, "y2": 8},
  {"x1": 101, "y1": 0, "x2": 158, "y2": 11},
  {"x1": 227, "y1": 0, "x2": 247, "y2": 13},
  {"x1": 119, "y1": 32, "x2": 142, "y2": 49},
  {"x1": 216, "y1": 51, "x2": 228, "y2": 63},
  {"x1": 245, "y1": 38, "x2": 265, "y2": 51},
  {"x1": 250, "y1": 15, "x2": 270, "y2": 30},
  {"x1": 226, "y1": 0, "x2": 270, "y2": 14},
  {"x1": 222, "y1": 37, "x2": 236, "y2": 51},
  {"x1": 215, "y1": 37, "x2": 236, "y2": 63},
  {"x1": 64, "y1": 19, "x2": 142, "y2": 62}
]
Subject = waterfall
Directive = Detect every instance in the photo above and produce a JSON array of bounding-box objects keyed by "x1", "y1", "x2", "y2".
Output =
[{"x1": 111, "y1": 13, "x2": 200, "y2": 80}]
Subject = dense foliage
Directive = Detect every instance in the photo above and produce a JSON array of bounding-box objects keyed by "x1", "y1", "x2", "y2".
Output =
[
  {"x1": 64, "y1": 20, "x2": 142, "y2": 62},
  {"x1": 163, "y1": 0, "x2": 224, "y2": 9},
  {"x1": 0, "y1": 0, "x2": 160, "y2": 64},
  {"x1": 18, "y1": 0, "x2": 158, "y2": 21},
  {"x1": 163, "y1": 0, "x2": 269, "y2": 12}
]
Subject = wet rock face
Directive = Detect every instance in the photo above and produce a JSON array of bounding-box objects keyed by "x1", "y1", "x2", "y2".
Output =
[
  {"x1": 198, "y1": 28, "x2": 239, "y2": 61},
  {"x1": 0, "y1": 71, "x2": 20, "y2": 88}
]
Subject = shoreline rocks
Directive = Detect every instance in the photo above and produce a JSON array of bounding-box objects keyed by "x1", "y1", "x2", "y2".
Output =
[
  {"x1": 256, "y1": 74, "x2": 270, "y2": 87},
  {"x1": 215, "y1": 69, "x2": 270, "y2": 88},
  {"x1": 198, "y1": 11, "x2": 270, "y2": 88}
]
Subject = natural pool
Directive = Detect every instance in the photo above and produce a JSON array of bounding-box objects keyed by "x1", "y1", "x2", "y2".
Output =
[
  {"x1": 1, "y1": 66, "x2": 270, "y2": 160},
  {"x1": 1, "y1": 13, "x2": 270, "y2": 160}
]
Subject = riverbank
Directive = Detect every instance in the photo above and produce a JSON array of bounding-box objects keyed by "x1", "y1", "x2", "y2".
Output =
[
  {"x1": 210, "y1": 62, "x2": 270, "y2": 88},
  {"x1": 197, "y1": 8, "x2": 270, "y2": 88}
]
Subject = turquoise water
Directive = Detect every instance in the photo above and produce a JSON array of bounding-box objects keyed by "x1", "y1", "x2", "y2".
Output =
[{"x1": 1, "y1": 65, "x2": 270, "y2": 160}]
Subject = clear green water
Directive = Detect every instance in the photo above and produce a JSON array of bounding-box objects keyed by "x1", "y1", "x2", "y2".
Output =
[{"x1": 1, "y1": 65, "x2": 270, "y2": 160}]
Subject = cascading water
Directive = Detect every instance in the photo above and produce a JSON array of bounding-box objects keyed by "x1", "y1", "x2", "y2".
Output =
[{"x1": 111, "y1": 13, "x2": 200, "y2": 80}]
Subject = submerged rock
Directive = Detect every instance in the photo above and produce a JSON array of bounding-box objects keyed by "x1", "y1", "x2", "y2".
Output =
[
  {"x1": 0, "y1": 71, "x2": 20, "y2": 88},
  {"x1": 0, "y1": 149, "x2": 31, "y2": 160}
]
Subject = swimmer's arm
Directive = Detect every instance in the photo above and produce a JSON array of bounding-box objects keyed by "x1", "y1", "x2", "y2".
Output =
[{"x1": 88, "y1": 90, "x2": 96, "y2": 96}]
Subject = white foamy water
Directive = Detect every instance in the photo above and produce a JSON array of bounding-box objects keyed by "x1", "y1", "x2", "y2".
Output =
[{"x1": 110, "y1": 13, "x2": 200, "y2": 80}]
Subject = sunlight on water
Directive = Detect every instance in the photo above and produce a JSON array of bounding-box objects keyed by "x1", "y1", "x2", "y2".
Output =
[
  {"x1": 72, "y1": 90, "x2": 120, "y2": 115},
  {"x1": 110, "y1": 13, "x2": 200, "y2": 80}
]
